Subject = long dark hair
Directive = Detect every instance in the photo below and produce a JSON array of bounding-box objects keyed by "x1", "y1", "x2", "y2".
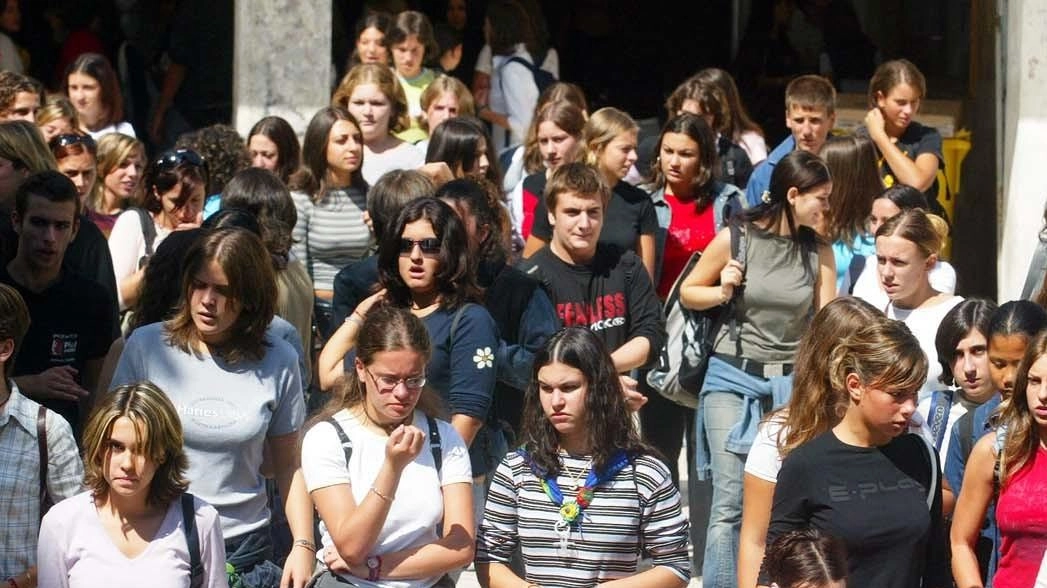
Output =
[
  {"x1": 650, "y1": 113, "x2": 718, "y2": 210},
  {"x1": 739, "y1": 149, "x2": 826, "y2": 256},
  {"x1": 292, "y1": 106, "x2": 367, "y2": 200},
  {"x1": 520, "y1": 328, "x2": 655, "y2": 476},
  {"x1": 378, "y1": 197, "x2": 481, "y2": 310},
  {"x1": 436, "y1": 177, "x2": 511, "y2": 269},
  {"x1": 247, "y1": 116, "x2": 302, "y2": 185},
  {"x1": 64, "y1": 53, "x2": 123, "y2": 129},
  {"x1": 425, "y1": 116, "x2": 502, "y2": 187}
]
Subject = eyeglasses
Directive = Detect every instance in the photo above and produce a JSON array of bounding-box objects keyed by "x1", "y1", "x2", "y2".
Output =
[
  {"x1": 399, "y1": 237, "x2": 441, "y2": 256},
  {"x1": 49, "y1": 133, "x2": 96, "y2": 153},
  {"x1": 154, "y1": 149, "x2": 208, "y2": 174},
  {"x1": 364, "y1": 367, "x2": 426, "y2": 392}
]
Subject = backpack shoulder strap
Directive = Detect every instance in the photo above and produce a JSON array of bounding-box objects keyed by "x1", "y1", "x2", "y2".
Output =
[
  {"x1": 927, "y1": 389, "x2": 954, "y2": 450},
  {"x1": 916, "y1": 434, "x2": 938, "y2": 510},
  {"x1": 993, "y1": 425, "x2": 1007, "y2": 499},
  {"x1": 37, "y1": 405, "x2": 48, "y2": 511},
  {"x1": 426, "y1": 415, "x2": 443, "y2": 473},
  {"x1": 727, "y1": 223, "x2": 747, "y2": 343},
  {"x1": 327, "y1": 416, "x2": 353, "y2": 467},
  {"x1": 448, "y1": 303, "x2": 469, "y2": 344},
  {"x1": 135, "y1": 207, "x2": 157, "y2": 256},
  {"x1": 181, "y1": 493, "x2": 203, "y2": 588},
  {"x1": 1022, "y1": 238, "x2": 1047, "y2": 299}
]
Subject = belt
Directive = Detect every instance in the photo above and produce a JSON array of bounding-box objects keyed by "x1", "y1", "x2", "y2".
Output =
[{"x1": 718, "y1": 355, "x2": 793, "y2": 378}]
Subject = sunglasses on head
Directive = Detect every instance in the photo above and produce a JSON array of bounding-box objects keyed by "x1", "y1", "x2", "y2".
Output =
[
  {"x1": 49, "y1": 133, "x2": 95, "y2": 152},
  {"x1": 154, "y1": 149, "x2": 207, "y2": 173},
  {"x1": 399, "y1": 238, "x2": 441, "y2": 255}
]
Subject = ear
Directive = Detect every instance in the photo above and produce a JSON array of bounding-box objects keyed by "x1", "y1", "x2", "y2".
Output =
[
  {"x1": 0, "y1": 338, "x2": 14, "y2": 366},
  {"x1": 925, "y1": 252, "x2": 938, "y2": 272},
  {"x1": 875, "y1": 90, "x2": 887, "y2": 108},
  {"x1": 9, "y1": 210, "x2": 19, "y2": 235},
  {"x1": 354, "y1": 357, "x2": 367, "y2": 383},
  {"x1": 547, "y1": 208, "x2": 555, "y2": 229},
  {"x1": 785, "y1": 186, "x2": 799, "y2": 205},
  {"x1": 845, "y1": 372, "x2": 864, "y2": 403}
]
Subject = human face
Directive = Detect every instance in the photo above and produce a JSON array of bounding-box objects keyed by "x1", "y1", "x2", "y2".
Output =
[
  {"x1": 397, "y1": 219, "x2": 440, "y2": 296},
  {"x1": 12, "y1": 194, "x2": 77, "y2": 272},
  {"x1": 441, "y1": 198, "x2": 485, "y2": 257},
  {"x1": 598, "y1": 130, "x2": 637, "y2": 181},
  {"x1": 425, "y1": 92, "x2": 460, "y2": 131},
  {"x1": 4, "y1": 90, "x2": 38, "y2": 123},
  {"x1": 356, "y1": 26, "x2": 388, "y2": 65},
  {"x1": 537, "y1": 361, "x2": 589, "y2": 443},
  {"x1": 678, "y1": 99, "x2": 716, "y2": 130},
  {"x1": 549, "y1": 190, "x2": 602, "y2": 262},
  {"x1": 67, "y1": 72, "x2": 104, "y2": 127},
  {"x1": 155, "y1": 181, "x2": 204, "y2": 230},
  {"x1": 0, "y1": 156, "x2": 24, "y2": 200},
  {"x1": 785, "y1": 104, "x2": 834, "y2": 154},
  {"x1": 325, "y1": 119, "x2": 363, "y2": 179},
  {"x1": 392, "y1": 34, "x2": 425, "y2": 79},
  {"x1": 1, "y1": 0, "x2": 20, "y2": 33},
  {"x1": 868, "y1": 197, "x2": 901, "y2": 235},
  {"x1": 788, "y1": 182, "x2": 831, "y2": 230},
  {"x1": 102, "y1": 150, "x2": 144, "y2": 206},
  {"x1": 537, "y1": 121, "x2": 579, "y2": 171},
  {"x1": 356, "y1": 349, "x2": 428, "y2": 424},
  {"x1": 1025, "y1": 355, "x2": 1047, "y2": 428},
  {"x1": 875, "y1": 234, "x2": 933, "y2": 306},
  {"x1": 189, "y1": 259, "x2": 240, "y2": 345},
  {"x1": 989, "y1": 333, "x2": 1030, "y2": 400},
  {"x1": 464, "y1": 138, "x2": 489, "y2": 179},
  {"x1": 876, "y1": 83, "x2": 921, "y2": 136},
  {"x1": 446, "y1": 0, "x2": 467, "y2": 30},
  {"x1": 849, "y1": 373, "x2": 918, "y2": 443},
  {"x1": 57, "y1": 150, "x2": 97, "y2": 200},
  {"x1": 659, "y1": 132, "x2": 701, "y2": 191},
  {"x1": 248, "y1": 134, "x2": 279, "y2": 172},
  {"x1": 346, "y1": 84, "x2": 392, "y2": 144},
  {"x1": 103, "y1": 417, "x2": 158, "y2": 502},
  {"x1": 40, "y1": 116, "x2": 74, "y2": 143},
  {"x1": 951, "y1": 329, "x2": 994, "y2": 404}
]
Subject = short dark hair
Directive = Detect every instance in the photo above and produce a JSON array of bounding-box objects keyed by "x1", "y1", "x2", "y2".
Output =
[
  {"x1": 988, "y1": 300, "x2": 1047, "y2": 341},
  {"x1": 0, "y1": 71, "x2": 36, "y2": 116},
  {"x1": 876, "y1": 183, "x2": 928, "y2": 211},
  {"x1": 784, "y1": 74, "x2": 836, "y2": 115},
  {"x1": 935, "y1": 298, "x2": 997, "y2": 385},
  {"x1": 366, "y1": 169, "x2": 434, "y2": 241},
  {"x1": 0, "y1": 283, "x2": 29, "y2": 377},
  {"x1": 15, "y1": 170, "x2": 80, "y2": 218},
  {"x1": 220, "y1": 167, "x2": 297, "y2": 267},
  {"x1": 378, "y1": 197, "x2": 481, "y2": 310}
]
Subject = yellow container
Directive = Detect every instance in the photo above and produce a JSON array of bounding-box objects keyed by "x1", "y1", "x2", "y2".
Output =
[{"x1": 937, "y1": 130, "x2": 971, "y2": 260}]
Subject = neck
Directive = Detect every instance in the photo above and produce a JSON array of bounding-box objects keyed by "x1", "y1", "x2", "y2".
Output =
[
  {"x1": 772, "y1": 212, "x2": 795, "y2": 237},
  {"x1": 666, "y1": 180, "x2": 694, "y2": 200},
  {"x1": 600, "y1": 168, "x2": 618, "y2": 188},
  {"x1": 0, "y1": 377, "x2": 11, "y2": 408},
  {"x1": 6, "y1": 257, "x2": 60, "y2": 293},
  {"x1": 559, "y1": 434, "x2": 591, "y2": 457},
  {"x1": 101, "y1": 189, "x2": 123, "y2": 214},
  {"x1": 549, "y1": 239, "x2": 595, "y2": 266},
  {"x1": 326, "y1": 168, "x2": 352, "y2": 188},
  {"x1": 892, "y1": 281, "x2": 938, "y2": 310},
  {"x1": 410, "y1": 290, "x2": 440, "y2": 311},
  {"x1": 833, "y1": 413, "x2": 890, "y2": 448},
  {"x1": 360, "y1": 404, "x2": 409, "y2": 435},
  {"x1": 367, "y1": 134, "x2": 398, "y2": 153},
  {"x1": 100, "y1": 488, "x2": 154, "y2": 520}
]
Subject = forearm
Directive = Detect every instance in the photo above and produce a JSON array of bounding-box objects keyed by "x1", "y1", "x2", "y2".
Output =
[
  {"x1": 155, "y1": 63, "x2": 186, "y2": 113},
  {"x1": 451, "y1": 413, "x2": 484, "y2": 447},
  {"x1": 950, "y1": 541, "x2": 984, "y2": 588},
  {"x1": 610, "y1": 336, "x2": 652, "y2": 373},
  {"x1": 283, "y1": 470, "x2": 314, "y2": 544},
  {"x1": 738, "y1": 535, "x2": 767, "y2": 588},
  {"x1": 600, "y1": 566, "x2": 687, "y2": 588},
  {"x1": 476, "y1": 561, "x2": 526, "y2": 588},
  {"x1": 679, "y1": 284, "x2": 729, "y2": 311},
  {"x1": 118, "y1": 268, "x2": 145, "y2": 310},
  {"x1": 318, "y1": 318, "x2": 360, "y2": 390},
  {"x1": 330, "y1": 463, "x2": 402, "y2": 564},
  {"x1": 359, "y1": 526, "x2": 473, "y2": 580}
]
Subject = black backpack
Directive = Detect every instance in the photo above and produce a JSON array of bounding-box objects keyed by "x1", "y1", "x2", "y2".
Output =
[{"x1": 503, "y1": 56, "x2": 556, "y2": 94}]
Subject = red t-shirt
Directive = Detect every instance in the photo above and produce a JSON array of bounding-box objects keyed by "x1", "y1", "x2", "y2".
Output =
[{"x1": 657, "y1": 194, "x2": 717, "y2": 298}]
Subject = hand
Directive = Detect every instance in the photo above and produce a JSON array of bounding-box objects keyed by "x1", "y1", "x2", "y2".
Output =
[
  {"x1": 864, "y1": 107, "x2": 887, "y2": 140},
  {"x1": 385, "y1": 424, "x2": 425, "y2": 471},
  {"x1": 362, "y1": 210, "x2": 374, "y2": 234},
  {"x1": 719, "y1": 259, "x2": 745, "y2": 300},
  {"x1": 19, "y1": 366, "x2": 88, "y2": 402},
  {"x1": 353, "y1": 289, "x2": 387, "y2": 320},
  {"x1": 279, "y1": 544, "x2": 315, "y2": 588},
  {"x1": 619, "y1": 374, "x2": 648, "y2": 412},
  {"x1": 417, "y1": 162, "x2": 454, "y2": 187}
]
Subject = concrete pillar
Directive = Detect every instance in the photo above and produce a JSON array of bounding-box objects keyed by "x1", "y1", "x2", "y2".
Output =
[
  {"x1": 232, "y1": 1, "x2": 332, "y2": 137},
  {"x1": 998, "y1": 0, "x2": 1047, "y2": 300}
]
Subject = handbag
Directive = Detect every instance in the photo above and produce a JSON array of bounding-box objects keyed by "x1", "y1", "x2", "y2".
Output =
[{"x1": 647, "y1": 223, "x2": 746, "y2": 407}]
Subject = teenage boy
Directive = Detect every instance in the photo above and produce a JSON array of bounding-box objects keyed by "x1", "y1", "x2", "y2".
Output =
[
  {"x1": 0, "y1": 282, "x2": 84, "y2": 587},
  {"x1": 745, "y1": 74, "x2": 837, "y2": 206},
  {"x1": 0, "y1": 71, "x2": 40, "y2": 123},
  {"x1": 1, "y1": 171, "x2": 117, "y2": 439},
  {"x1": 519, "y1": 162, "x2": 665, "y2": 373}
]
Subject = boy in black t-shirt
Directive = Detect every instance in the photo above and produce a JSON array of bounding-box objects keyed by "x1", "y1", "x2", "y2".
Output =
[
  {"x1": 1, "y1": 172, "x2": 116, "y2": 440},
  {"x1": 518, "y1": 163, "x2": 665, "y2": 374}
]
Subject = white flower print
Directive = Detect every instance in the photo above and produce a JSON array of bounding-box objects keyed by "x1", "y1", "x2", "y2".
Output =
[{"x1": 473, "y1": 346, "x2": 494, "y2": 369}]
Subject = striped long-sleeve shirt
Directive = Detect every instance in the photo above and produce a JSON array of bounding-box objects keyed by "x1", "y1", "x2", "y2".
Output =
[
  {"x1": 291, "y1": 187, "x2": 372, "y2": 292},
  {"x1": 476, "y1": 451, "x2": 691, "y2": 586}
]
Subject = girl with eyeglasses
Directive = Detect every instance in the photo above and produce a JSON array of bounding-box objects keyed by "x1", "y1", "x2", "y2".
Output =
[
  {"x1": 108, "y1": 148, "x2": 206, "y2": 312},
  {"x1": 318, "y1": 197, "x2": 499, "y2": 511},
  {"x1": 302, "y1": 305, "x2": 474, "y2": 587}
]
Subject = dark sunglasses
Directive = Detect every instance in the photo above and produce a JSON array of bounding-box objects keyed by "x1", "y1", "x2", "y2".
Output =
[
  {"x1": 399, "y1": 238, "x2": 441, "y2": 256},
  {"x1": 49, "y1": 133, "x2": 96, "y2": 152},
  {"x1": 154, "y1": 149, "x2": 208, "y2": 174}
]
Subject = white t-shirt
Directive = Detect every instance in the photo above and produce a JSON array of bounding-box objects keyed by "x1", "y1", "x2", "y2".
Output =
[
  {"x1": 85, "y1": 121, "x2": 137, "y2": 142},
  {"x1": 474, "y1": 44, "x2": 559, "y2": 78},
  {"x1": 361, "y1": 141, "x2": 425, "y2": 186},
  {"x1": 107, "y1": 209, "x2": 173, "y2": 310},
  {"x1": 886, "y1": 295, "x2": 964, "y2": 401},
  {"x1": 301, "y1": 408, "x2": 472, "y2": 588},
  {"x1": 37, "y1": 492, "x2": 228, "y2": 588},
  {"x1": 852, "y1": 255, "x2": 957, "y2": 310},
  {"x1": 488, "y1": 44, "x2": 543, "y2": 150},
  {"x1": 738, "y1": 131, "x2": 768, "y2": 166}
]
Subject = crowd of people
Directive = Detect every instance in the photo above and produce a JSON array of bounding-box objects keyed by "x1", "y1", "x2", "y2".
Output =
[{"x1": 0, "y1": 2, "x2": 1045, "y2": 588}]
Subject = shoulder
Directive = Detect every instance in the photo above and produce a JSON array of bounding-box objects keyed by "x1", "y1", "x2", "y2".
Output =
[
  {"x1": 613, "y1": 181, "x2": 650, "y2": 204},
  {"x1": 126, "y1": 321, "x2": 166, "y2": 346},
  {"x1": 111, "y1": 208, "x2": 146, "y2": 233},
  {"x1": 189, "y1": 494, "x2": 222, "y2": 529},
  {"x1": 631, "y1": 454, "x2": 675, "y2": 488},
  {"x1": 262, "y1": 332, "x2": 300, "y2": 366},
  {"x1": 60, "y1": 271, "x2": 110, "y2": 303},
  {"x1": 43, "y1": 490, "x2": 93, "y2": 523}
]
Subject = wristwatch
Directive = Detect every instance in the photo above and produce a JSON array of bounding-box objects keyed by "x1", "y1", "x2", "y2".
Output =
[{"x1": 366, "y1": 555, "x2": 382, "y2": 581}]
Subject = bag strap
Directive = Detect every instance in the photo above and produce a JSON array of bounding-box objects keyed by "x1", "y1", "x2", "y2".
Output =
[
  {"x1": 327, "y1": 416, "x2": 354, "y2": 467},
  {"x1": 1021, "y1": 238, "x2": 1047, "y2": 300},
  {"x1": 727, "y1": 223, "x2": 747, "y2": 344},
  {"x1": 927, "y1": 389, "x2": 954, "y2": 451},
  {"x1": 135, "y1": 207, "x2": 157, "y2": 256},
  {"x1": 448, "y1": 303, "x2": 468, "y2": 345},
  {"x1": 918, "y1": 435, "x2": 938, "y2": 510},
  {"x1": 426, "y1": 415, "x2": 443, "y2": 473},
  {"x1": 993, "y1": 425, "x2": 1007, "y2": 500},
  {"x1": 37, "y1": 405, "x2": 48, "y2": 513},
  {"x1": 181, "y1": 493, "x2": 203, "y2": 588}
]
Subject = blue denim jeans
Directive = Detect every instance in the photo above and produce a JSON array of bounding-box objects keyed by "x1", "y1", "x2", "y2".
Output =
[{"x1": 700, "y1": 390, "x2": 745, "y2": 588}]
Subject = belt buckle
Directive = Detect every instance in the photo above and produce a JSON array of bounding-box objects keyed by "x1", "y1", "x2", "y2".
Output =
[{"x1": 764, "y1": 363, "x2": 785, "y2": 378}]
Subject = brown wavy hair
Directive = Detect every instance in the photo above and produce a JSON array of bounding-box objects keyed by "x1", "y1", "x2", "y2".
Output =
[
  {"x1": 522, "y1": 100, "x2": 585, "y2": 175},
  {"x1": 82, "y1": 381, "x2": 189, "y2": 508},
  {"x1": 821, "y1": 135, "x2": 882, "y2": 244},
  {"x1": 331, "y1": 63, "x2": 411, "y2": 135},
  {"x1": 827, "y1": 319, "x2": 928, "y2": 415}
]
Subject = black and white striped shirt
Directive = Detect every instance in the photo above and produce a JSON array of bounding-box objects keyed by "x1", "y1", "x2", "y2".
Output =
[{"x1": 291, "y1": 187, "x2": 372, "y2": 291}]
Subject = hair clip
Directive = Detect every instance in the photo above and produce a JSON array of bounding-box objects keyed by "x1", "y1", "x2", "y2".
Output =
[{"x1": 761, "y1": 190, "x2": 772, "y2": 204}]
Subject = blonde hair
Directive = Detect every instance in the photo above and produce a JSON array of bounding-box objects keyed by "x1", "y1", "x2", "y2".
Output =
[
  {"x1": 331, "y1": 63, "x2": 411, "y2": 134},
  {"x1": 37, "y1": 94, "x2": 79, "y2": 130},
  {"x1": 876, "y1": 208, "x2": 946, "y2": 258},
  {"x1": 418, "y1": 75, "x2": 474, "y2": 132},
  {"x1": 581, "y1": 107, "x2": 637, "y2": 169},
  {"x1": 82, "y1": 381, "x2": 189, "y2": 508},
  {"x1": 829, "y1": 319, "x2": 928, "y2": 409},
  {"x1": 88, "y1": 132, "x2": 144, "y2": 212}
]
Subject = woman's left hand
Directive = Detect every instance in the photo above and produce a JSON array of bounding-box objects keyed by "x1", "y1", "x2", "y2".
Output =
[
  {"x1": 322, "y1": 545, "x2": 351, "y2": 574},
  {"x1": 280, "y1": 544, "x2": 318, "y2": 588}
]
